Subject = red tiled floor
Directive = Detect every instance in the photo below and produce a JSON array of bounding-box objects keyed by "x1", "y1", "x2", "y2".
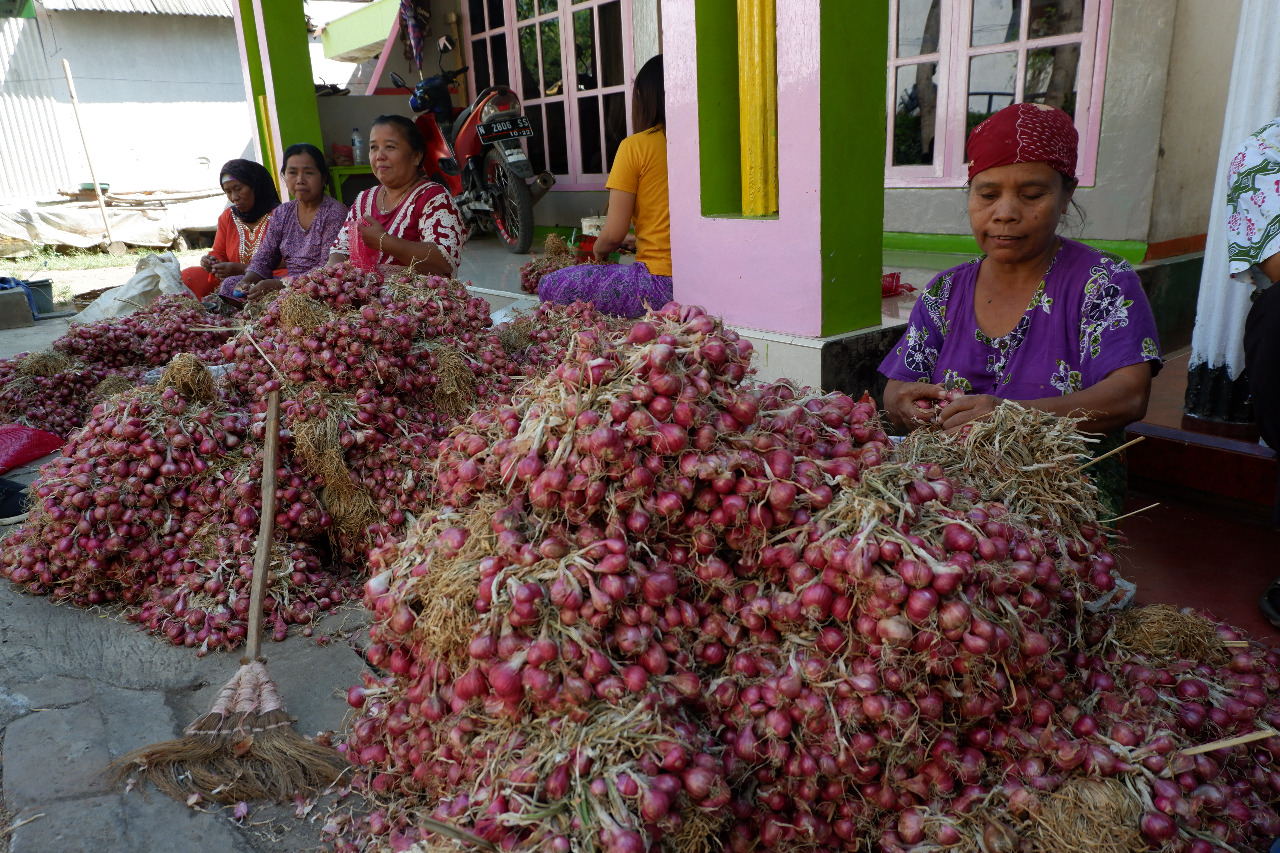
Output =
[{"x1": 1115, "y1": 488, "x2": 1280, "y2": 648}]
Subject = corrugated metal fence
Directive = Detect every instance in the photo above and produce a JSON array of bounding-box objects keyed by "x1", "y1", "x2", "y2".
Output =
[{"x1": 0, "y1": 14, "x2": 73, "y2": 201}]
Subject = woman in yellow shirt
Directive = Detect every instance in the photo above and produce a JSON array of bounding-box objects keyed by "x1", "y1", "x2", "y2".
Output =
[{"x1": 538, "y1": 55, "x2": 671, "y2": 318}]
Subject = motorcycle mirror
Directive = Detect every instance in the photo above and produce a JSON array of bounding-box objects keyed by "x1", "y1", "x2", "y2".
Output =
[
  {"x1": 389, "y1": 71, "x2": 408, "y2": 89},
  {"x1": 437, "y1": 34, "x2": 455, "y2": 55}
]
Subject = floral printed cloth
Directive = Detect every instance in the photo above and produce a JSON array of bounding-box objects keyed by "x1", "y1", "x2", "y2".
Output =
[
  {"x1": 879, "y1": 238, "x2": 1162, "y2": 401},
  {"x1": 1227, "y1": 117, "x2": 1280, "y2": 291}
]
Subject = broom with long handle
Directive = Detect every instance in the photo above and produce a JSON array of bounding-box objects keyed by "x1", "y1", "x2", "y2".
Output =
[{"x1": 109, "y1": 390, "x2": 347, "y2": 803}]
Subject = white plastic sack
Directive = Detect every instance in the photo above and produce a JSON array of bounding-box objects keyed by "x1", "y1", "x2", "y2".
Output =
[{"x1": 71, "y1": 252, "x2": 190, "y2": 325}]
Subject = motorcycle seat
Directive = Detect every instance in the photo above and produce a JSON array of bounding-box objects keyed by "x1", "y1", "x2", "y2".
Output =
[{"x1": 451, "y1": 104, "x2": 475, "y2": 146}]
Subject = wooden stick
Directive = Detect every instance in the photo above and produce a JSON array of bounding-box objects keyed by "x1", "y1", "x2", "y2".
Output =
[
  {"x1": 0, "y1": 512, "x2": 29, "y2": 525},
  {"x1": 1070, "y1": 435, "x2": 1145, "y2": 474},
  {"x1": 1181, "y1": 728, "x2": 1278, "y2": 756},
  {"x1": 243, "y1": 390, "x2": 279, "y2": 664},
  {"x1": 1223, "y1": 640, "x2": 1251, "y2": 648},
  {"x1": 61, "y1": 60, "x2": 115, "y2": 248}
]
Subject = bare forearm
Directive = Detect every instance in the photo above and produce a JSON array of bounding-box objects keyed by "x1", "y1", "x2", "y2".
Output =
[{"x1": 1015, "y1": 369, "x2": 1151, "y2": 434}]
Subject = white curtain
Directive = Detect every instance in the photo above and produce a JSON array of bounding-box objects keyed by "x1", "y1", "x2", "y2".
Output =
[{"x1": 1190, "y1": 0, "x2": 1280, "y2": 377}]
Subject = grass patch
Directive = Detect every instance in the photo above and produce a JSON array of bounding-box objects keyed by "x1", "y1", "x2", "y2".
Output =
[{"x1": 0, "y1": 246, "x2": 180, "y2": 275}]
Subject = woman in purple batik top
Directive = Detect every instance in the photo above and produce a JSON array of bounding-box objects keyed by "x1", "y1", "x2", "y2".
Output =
[
  {"x1": 879, "y1": 103, "x2": 1162, "y2": 516},
  {"x1": 226, "y1": 143, "x2": 349, "y2": 300}
]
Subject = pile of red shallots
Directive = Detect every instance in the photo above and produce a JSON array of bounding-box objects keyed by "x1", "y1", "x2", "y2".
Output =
[
  {"x1": 333, "y1": 304, "x2": 1280, "y2": 853},
  {"x1": 0, "y1": 294, "x2": 235, "y2": 437},
  {"x1": 518, "y1": 233, "x2": 585, "y2": 295},
  {"x1": 496, "y1": 299, "x2": 631, "y2": 378},
  {"x1": 53, "y1": 293, "x2": 234, "y2": 369},
  {"x1": 220, "y1": 262, "x2": 515, "y2": 562},
  {"x1": 0, "y1": 266, "x2": 517, "y2": 653},
  {"x1": 0, "y1": 352, "x2": 144, "y2": 437}
]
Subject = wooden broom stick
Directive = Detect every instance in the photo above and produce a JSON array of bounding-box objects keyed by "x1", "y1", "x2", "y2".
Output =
[{"x1": 244, "y1": 388, "x2": 279, "y2": 664}]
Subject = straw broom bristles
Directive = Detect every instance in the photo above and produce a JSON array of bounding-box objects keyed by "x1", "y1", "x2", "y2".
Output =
[{"x1": 106, "y1": 390, "x2": 347, "y2": 803}]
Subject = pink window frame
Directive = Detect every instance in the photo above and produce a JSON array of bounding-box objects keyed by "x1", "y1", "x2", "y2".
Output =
[
  {"x1": 885, "y1": 0, "x2": 1112, "y2": 189},
  {"x1": 460, "y1": 0, "x2": 635, "y2": 192}
]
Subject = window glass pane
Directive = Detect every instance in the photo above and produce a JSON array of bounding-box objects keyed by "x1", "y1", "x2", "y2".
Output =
[
  {"x1": 540, "y1": 0, "x2": 559, "y2": 12},
  {"x1": 516, "y1": 0, "x2": 535, "y2": 21},
  {"x1": 897, "y1": 0, "x2": 942, "y2": 58},
  {"x1": 525, "y1": 104, "x2": 547, "y2": 173},
  {"x1": 573, "y1": 8, "x2": 597, "y2": 90},
  {"x1": 892, "y1": 63, "x2": 937, "y2": 166},
  {"x1": 604, "y1": 91, "x2": 626, "y2": 170},
  {"x1": 486, "y1": 0, "x2": 504, "y2": 29},
  {"x1": 967, "y1": 52, "x2": 1017, "y2": 127},
  {"x1": 490, "y1": 33, "x2": 509, "y2": 88},
  {"x1": 598, "y1": 1, "x2": 624, "y2": 87},
  {"x1": 546, "y1": 100, "x2": 569, "y2": 174},
  {"x1": 468, "y1": 0, "x2": 485, "y2": 32},
  {"x1": 541, "y1": 19, "x2": 562, "y2": 97},
  {"x1": 579, "y1": 95, "x2": 603, "y2": 174},
  {"x1": 1025, "y1": 44, "x2": 1080, "y2": 116},
  {"x1": 472, "y1": 38, "x2": 491, "y2": 92},
  {"x1": 971, "y1": 0, "x2": 1020, "y2": 47},
  {"x1": 1030, "y1": 0, "x2": 1084, "y2": 39},
  {"x1": 518, "y1": 25, "x2": 540, "y2": 100}
]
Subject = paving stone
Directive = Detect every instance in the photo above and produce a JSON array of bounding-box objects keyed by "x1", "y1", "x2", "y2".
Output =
[
  {"x1": 120, "y1": 792, "x2": 257, "y2": 853},
  {"x1": 9, "y1": 675, "x2": 94, "y2": 709},
  {"x1": 94, "y1": 684, "x2": 180, "y2": 761},
  {"x1": 3, "y1": 704, "x2": 110, "y2": 810},
  {"x1": 0, "y1": 684, "x2": 31, "y2": 728},
  {"x1": 9, "y1": 797, "x2": 128, "y2": 853}
]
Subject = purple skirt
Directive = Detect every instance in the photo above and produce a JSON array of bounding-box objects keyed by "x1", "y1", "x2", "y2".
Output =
[{"x1": 537, "y1": 261, "x2": 673, "y2": 319}]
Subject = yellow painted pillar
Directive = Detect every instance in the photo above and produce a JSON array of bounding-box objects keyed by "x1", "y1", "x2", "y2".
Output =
[{"x1": 738, "y1": 0, "x2": 778, "y2": 216}]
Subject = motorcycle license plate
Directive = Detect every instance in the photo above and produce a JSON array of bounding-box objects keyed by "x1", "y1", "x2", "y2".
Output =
[{"x1": 477, "y1": 116, "x2": 533, "y2": 144}]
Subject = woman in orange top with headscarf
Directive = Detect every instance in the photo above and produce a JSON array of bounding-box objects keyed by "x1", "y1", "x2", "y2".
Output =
[{"x1": 181, "y1": 159, "x2": 281, "y2": 299}]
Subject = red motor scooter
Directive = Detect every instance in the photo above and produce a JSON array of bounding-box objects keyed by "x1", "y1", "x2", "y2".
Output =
[{"x1": 390, "y1": 57, "x2": 553, "y2": 254}]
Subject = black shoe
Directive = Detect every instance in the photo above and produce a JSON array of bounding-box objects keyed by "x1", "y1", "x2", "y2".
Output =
[{"x1": 1260, "y1": 579, "x2": 1280, "y2": 629}]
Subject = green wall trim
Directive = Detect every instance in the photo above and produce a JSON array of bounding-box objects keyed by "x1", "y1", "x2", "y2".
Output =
[
  {"x1": 322, "y1": 0, "x2": 398, "y2": 61},
  {"x1": 238, "y1": 0, "x2": 269, "y2": 166},
  {"x1": 260, "y1": 0, "x2": 324, "y2": 161},
  {"x1": 820, "y1": 1, "x2": 886, "y2": 337},
  {"x1": 695, "y1": 0, "x2": 741, "y2": 217},
  {"x1": 882, "y1": 232, "x2": 1149, "y2": 266}
]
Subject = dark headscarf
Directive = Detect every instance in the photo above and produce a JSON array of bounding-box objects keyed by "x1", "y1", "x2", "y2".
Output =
[{"x1": 219, "y1": 159, "x2": 280, "y2": 224}]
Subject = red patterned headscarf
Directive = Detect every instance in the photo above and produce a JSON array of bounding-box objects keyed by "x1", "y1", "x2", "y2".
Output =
[{"x1": 966, "y1": 103, "x2": 1078, "y2": 183}]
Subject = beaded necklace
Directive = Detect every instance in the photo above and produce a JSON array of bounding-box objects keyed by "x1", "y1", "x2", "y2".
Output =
[{"x1": 233, "y1": 215, "x2": 270, "y2": 262}]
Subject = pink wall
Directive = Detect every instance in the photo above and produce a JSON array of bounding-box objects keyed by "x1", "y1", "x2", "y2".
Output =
[{"x1": 664, "y1": 0, "x2": 827, "y2": 339}]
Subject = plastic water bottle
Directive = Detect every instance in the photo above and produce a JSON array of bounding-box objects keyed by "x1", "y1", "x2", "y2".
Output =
[{"x1": 351, "y1": 127, "x2": 366, "y2": 165}]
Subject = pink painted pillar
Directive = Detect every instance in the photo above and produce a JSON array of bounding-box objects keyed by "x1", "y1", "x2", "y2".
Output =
[{"x1": 662, "y1": 0, "x2": 886, "y2": 340}]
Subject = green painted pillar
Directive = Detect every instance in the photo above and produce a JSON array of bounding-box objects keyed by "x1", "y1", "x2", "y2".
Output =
[
  {"x1": 241, "y1": 0, "x2": 323, "y2": 177},
  {"x1": 236, "y1": 0, "x2": 270, "y2": 166},
  {"x1": 819, "y1": 1, "x2": 887, "y2": 337}
]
